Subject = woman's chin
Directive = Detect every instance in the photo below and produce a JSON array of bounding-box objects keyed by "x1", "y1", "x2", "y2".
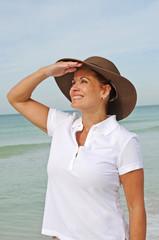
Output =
[{"x1": 71, "y1": 102, "x2": 83, "y2": 111}]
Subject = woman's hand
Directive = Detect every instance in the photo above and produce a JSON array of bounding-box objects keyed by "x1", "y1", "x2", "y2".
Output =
[{"x1": 44, "y1": 61, "x2": 83, "y2": 77}]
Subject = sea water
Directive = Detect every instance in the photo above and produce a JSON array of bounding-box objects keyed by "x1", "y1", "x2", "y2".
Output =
[{"x1": 0, "y1": 105, "x2": 159, "y2": 240}]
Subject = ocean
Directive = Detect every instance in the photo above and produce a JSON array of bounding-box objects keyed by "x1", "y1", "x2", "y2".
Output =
[{"x1": 0, "y1": 105, "x2": 159, "y2": 240}]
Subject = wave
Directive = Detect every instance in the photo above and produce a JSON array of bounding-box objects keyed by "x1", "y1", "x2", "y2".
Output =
[
  {"x1": 0, "y1": 142, "x2": 50, "y2": 159},
  {"x1": 0, "y1": 125, "x2": 158, "y2": 158},
  {"x1": 121, "y1": 118, "x2": 159, "y2": 125},
  {"x1": 132, "y1": 125, "x2": 159, "y2": 133}
]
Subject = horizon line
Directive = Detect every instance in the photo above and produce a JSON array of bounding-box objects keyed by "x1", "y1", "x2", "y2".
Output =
[{"x1": 0, "y1": 104, "x2": 159, "y2": 116}]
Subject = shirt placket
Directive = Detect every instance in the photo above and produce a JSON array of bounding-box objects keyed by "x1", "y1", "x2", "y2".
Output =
[
  {"x1": 69, "y1": 146, "x2": 81, "y2": 170},
  {"x1": 69, "y1": 126, "x2": 81, "y2": 170},
  {"x1": 69, "y1": 126, "x2": 96, "y2": 170}
]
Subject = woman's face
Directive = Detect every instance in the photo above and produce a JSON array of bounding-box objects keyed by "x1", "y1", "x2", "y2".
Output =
[{"x1": 69, "y1": 68, "x2": 107, "y2": 112}]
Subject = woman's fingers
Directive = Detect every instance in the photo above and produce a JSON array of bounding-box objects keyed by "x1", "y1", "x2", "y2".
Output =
[
  {"x1": 66, "y1": 61, "x2": 82, "y2": 67},
  {"x1": 64, "y1": 67, "x2": 78, "y2": 74},
  {"x1": 45, "y1": 61, "x2": 83, "y2": 77},
  {"x1": 63, "y1": 62, "x2": 83, "y2": 74},
  {"x1": 64, "y1": 62, "x2": 82, "y2": 71}
]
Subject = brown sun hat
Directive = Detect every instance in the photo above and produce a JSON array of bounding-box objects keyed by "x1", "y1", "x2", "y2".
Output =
[{"x1": 54, "y1": 56, "x2": 137, "y2": 121}]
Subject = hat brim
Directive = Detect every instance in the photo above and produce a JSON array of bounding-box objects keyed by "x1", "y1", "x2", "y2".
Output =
[{"x1": 54, "y1": 58, "x2": 137, "y2": 121}]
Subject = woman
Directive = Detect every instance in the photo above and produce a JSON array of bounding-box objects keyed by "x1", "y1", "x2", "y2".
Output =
[{"x1": 7, "y1": 56, "x2": 146, "y2": 240}]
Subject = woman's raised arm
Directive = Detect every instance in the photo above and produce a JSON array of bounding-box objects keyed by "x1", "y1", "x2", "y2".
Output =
[{"x1": 7, "y1": 61, "x2": 82, "y2": 133}]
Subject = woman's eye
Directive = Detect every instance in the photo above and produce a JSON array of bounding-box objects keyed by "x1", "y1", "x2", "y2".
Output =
[{"x1": 81, "y1": 80, "x2": 88, "y2": 84}]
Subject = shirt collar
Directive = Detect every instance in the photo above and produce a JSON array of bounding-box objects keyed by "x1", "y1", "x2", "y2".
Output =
[
  {"x1": 71, "y1": 115, "x2": 119, "y2": 136},
  {"x1": 72, "y1": 117, "x2": 83, "y2": 132}
]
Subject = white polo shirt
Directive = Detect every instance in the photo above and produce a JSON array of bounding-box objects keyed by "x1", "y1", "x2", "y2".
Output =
[{"x1": 42, "y1": 108, "x2": 143, "y2": 240}]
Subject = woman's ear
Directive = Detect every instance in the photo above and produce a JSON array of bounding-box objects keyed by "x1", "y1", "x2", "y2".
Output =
[{"x1": 101, "y1": 84, "x2": 111, "y2": 99}]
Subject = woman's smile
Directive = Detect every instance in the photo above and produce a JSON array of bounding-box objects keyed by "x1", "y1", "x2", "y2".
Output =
[{"x1": 71, "y1": 94, "x2": 84, "y2": 100}]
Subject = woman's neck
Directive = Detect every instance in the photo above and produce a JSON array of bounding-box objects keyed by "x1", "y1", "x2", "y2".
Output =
[{"x1": 81, "y1": 110, "x2": 108, "y2": 133}]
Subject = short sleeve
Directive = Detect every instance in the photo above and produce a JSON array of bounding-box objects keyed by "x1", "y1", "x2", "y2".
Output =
[
  {"x1": 118, "y1": 135, "x2": 143, "y2": 175},
  {"x1": 47, "y1": 108, "x2": 77, "y2": 136}
]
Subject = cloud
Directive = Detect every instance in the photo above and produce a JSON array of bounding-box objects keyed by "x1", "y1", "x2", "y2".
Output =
[
  {"x1": 3, "y1": 0, "x2": 159, "y2": 58},
  {"x1": 0, "y1": 0, "x2": 159, "y2": 114}
]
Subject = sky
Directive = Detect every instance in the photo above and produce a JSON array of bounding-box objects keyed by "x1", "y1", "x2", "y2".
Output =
[{"x1": 0, "y1": 0, "x2": 159, "y2": 115}]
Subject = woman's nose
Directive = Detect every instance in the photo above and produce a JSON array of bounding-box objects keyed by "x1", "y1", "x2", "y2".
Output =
[{"x1": 71, "y1": 82, "x2": 80, "y2": 91}]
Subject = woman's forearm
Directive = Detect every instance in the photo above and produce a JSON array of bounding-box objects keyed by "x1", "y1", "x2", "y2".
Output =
[
  {"x1": 7, "y1": 61, "x2": 82, "y2": 132},
  {"x1": 7, "y1": 61, "x2": 82, "y2": 106},
  {"x1": 129, "y1": 206, "x2": 146, "y2": 240},
  {"x1": 7, "y1": 67, "x2": 48, "y2": 105}
]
